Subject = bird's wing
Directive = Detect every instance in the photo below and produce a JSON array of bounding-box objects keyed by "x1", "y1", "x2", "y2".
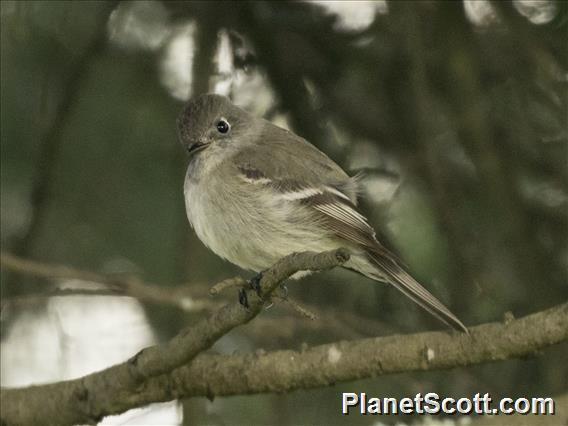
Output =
[
  {"x1": 231, "y1": 133, "x2": 467, "y2": 332},
  {"x1": 306, "y1": 187, "x2": 468, "y2": 332},
  {"x1": 231, "y1": 123, "x2": 359, "y2": 200},
  {"x1": 231, "y1": 125, "x2": 393, "y2": 256}
]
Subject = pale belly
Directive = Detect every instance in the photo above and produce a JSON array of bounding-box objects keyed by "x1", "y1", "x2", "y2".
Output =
[{"x1": 184, "y1": 178, "x2": 342, "y2": 272}]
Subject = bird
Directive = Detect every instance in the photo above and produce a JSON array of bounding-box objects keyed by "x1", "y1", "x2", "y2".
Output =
[{"x1": 177, "y1": 93, "x2": 468, "y2": 333}]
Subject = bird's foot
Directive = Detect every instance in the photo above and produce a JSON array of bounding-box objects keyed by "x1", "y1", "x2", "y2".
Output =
[
  {"x1": 248, "y1": 271, "x2": 264, "y2": 298},
  {"x1": 278, "y1": 283, "x2": 289, "y2": 299},
  {"x1": 238, "y1": 272, "x2": 264, "y2": 310},
  {"x1": 238, "y1": 288, "x2": 249, "y2": 310}
]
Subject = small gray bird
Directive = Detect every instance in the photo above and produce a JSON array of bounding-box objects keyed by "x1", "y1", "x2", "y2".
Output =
[{"x1": 178, "y1": 94, "x2": 467, "y2": 333}]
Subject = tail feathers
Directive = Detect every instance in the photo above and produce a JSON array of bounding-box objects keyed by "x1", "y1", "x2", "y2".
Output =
[{"x1": 368, "y1": 252, "x2": 469, "y2": 333}]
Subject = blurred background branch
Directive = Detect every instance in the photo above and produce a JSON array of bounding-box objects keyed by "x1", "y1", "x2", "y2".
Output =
[
  {"x1": 3, "y1": 1, "x2": 119, "y2": 297},
  {"x1": 0, "y1": 251, "x2": 213, "y2": 312}
]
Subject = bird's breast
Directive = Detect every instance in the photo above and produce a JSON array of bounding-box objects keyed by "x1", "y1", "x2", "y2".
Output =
[
  {"x1": 183, "y1": 171, "x2": 343, "y2": 272},
  {"x1": 184, "y1": 174, "x2": 276, "y2": 271}
]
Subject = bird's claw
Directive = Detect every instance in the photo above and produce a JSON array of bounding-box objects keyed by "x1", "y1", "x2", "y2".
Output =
[
  {"x1": 249, "y1": 272, "x2": 264, "y2": 297},
  {"x1": 238, "y1": 288, "x2": 249, "y2": 310},
  {"x1": 239, "y1": 272, "x2": 265, "y2": 310},
  {"x1": 278, "y1": 283, "x2": 289, "y2": 299}
]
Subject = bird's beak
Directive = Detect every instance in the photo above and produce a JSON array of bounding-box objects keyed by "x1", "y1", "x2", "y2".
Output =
[{"x1": 187, "y1": 140, "x2": 211, "y2": 156}]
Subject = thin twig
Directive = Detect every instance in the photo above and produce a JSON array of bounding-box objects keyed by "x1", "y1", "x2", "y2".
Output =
[
  {"x1": 277, "y1": 296, "x2": 318, "y2": 320},
  {"x1": 209, "y1": 276, "x2": 247, "y2": 295}
]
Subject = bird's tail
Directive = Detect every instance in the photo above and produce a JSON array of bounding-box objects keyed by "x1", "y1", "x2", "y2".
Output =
[{"x1": 366, "y1": 250, "x2": 468, "y2": 333}]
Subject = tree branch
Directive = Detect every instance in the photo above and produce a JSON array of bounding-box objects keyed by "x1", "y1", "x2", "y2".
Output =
[
  {"x1": 0, "y1": 251, "x2": 214, "y2": 312},
  {"x1": 0, "y1": 249, "x2": 350, "y2": 426},
  {"x1": 4, "y1": 301, "x2": 565, "y2": 425},
  {"x1": 131, "y1": 302, "x2": 568, "y2": 399},
  {"x1": 1, "y1": 251, "x2": 393, "y2": 342},
  {"x1": 2, "y1": 250, "x2": 565, "y2": 425}
]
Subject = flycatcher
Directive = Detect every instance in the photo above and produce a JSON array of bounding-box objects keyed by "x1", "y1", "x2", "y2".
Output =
[{"x1": 178, "y1": 94, "x2": 467, "y2": 333}]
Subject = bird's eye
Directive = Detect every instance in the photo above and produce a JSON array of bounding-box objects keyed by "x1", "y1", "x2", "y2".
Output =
[{"x1": 216, "y1": 119, "x2": 230, "y2": 134}]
